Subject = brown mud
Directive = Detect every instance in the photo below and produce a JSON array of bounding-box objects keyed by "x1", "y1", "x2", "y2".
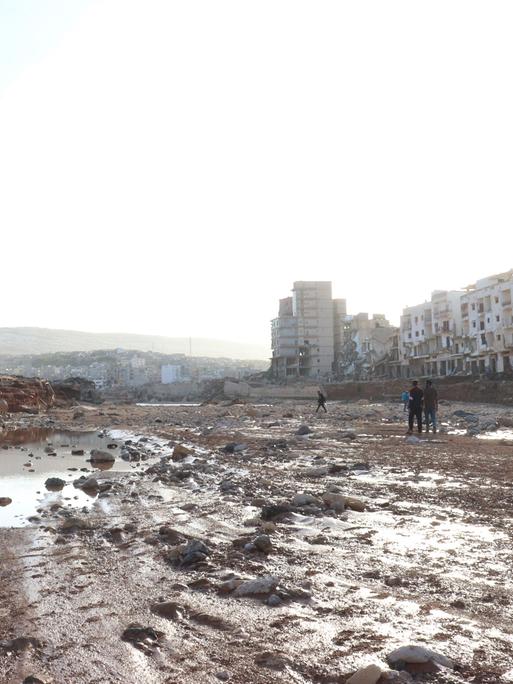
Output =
[{"x1": 0, "y1": 400, "x2": 512, "y2": 683}]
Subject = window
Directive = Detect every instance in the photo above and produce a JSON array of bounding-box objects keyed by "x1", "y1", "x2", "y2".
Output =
[
  {"x1": 415, "y1": 331, "x2": 419, "y2": 337},
  {"x1": 495, "y1": 296, "x2": 499, "y2": 304},
  {"x1": 414, "y1": 316, "x2": 418, "y2": 324},
  {"x1": 472, "y1": 303, "x2": 476, "y2": 311},
  {"x1": 408, "y1": 333, "x2": 412, "y2": 339},
  {"x1": 472, "y1": 321, "x2": 476, "y2": 328},
  {"x1": 496, "y1": 315, "x2": 500, "y2": 322},
  {"x1": 421, "y1": 329, "x2": 424, "y2": 335},
  {"x1": 480, "y1": 322, "x2": 485, "y2": 330},
  {"x1": 446, "y1": 337, "x2": 451, "y2": 348},
  {"x1": 487, "y1": 317, "x2": 490, "y2": 324},
  {"x1": 481, "y1": 334, "x2": 486, "y2": 345},
  {"x1": 497, "y1": 334, "x2": 502, "y2": 341}
]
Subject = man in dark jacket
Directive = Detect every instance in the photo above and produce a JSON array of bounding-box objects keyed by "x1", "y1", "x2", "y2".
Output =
[
  {"x1": 316, "y1": 390, "x2": 327, "y2": 413},
  {"x1": 407, "y1": 380, "x2": 423, "y2": 434},
  {"x1": 424, "y1": 380, "x2": 438, "y2": 433}
]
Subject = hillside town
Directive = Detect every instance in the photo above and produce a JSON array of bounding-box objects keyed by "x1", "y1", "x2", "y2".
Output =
[{"x1": 271, "y1": 269, "x2": 513, "y2": 381}]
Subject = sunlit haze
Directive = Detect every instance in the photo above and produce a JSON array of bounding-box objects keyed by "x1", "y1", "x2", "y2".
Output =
[{"x1": 1, "y1": 0, "x2": 512, "y2": 350}]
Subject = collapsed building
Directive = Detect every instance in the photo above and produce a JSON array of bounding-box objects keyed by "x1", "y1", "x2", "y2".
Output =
[{"x1": 270, "y1": 281, "x2": 397, "y2": 380}]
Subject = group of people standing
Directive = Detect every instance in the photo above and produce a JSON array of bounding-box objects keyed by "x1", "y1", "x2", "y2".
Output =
[
  {"x1": 315, "y1": 383, "x2": 438, "y2": 436},
  {"x1": 402, "y1": 380, "x2": 439, "y2": 434}
]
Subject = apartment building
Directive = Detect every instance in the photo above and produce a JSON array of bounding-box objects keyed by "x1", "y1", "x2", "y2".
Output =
[
  {"x1": 459, "y1": 270, "x2": 513, "y2": 374},
  {"x1": 271, "y1": 281, "x2": 335, "y2": 379},
  {"x1": 400, "y1": 290, "x2": 463, "y2": 377},
  {"x1": 399, "y1": 270, "x2": 513, "y2": 377}
]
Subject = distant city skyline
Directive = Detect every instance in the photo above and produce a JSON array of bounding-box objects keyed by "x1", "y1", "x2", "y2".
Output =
[{"x1": 1, "y1": 1, "x2": 512, "y2": 347}]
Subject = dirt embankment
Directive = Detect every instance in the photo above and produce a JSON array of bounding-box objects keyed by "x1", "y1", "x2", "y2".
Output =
[{"x1": 0, "y1": 400, "x2": 512, "y2": 683}]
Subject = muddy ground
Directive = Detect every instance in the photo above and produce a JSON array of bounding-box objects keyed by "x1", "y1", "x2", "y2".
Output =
[{"x1": 1, "y1": 399, "x2": 512, "y2": 684}]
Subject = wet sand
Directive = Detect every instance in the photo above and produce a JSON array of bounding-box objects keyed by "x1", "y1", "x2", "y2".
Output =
[{"x1": 1, "y1": 400, "x2": 512, "y2": 683}]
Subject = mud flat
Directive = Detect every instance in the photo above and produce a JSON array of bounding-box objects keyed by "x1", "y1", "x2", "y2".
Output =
[{"x1": 0, "y1": 400, "x2": 512, "y2": 683}]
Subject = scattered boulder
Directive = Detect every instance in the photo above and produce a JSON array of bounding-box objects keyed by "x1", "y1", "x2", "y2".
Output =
[
  {"x1": 387, "y1": 645, "x2": 454, "y2": 670},
  {"x1": 0, "y1": 497, "x2": 12, "y2": 506},
  {"x1": 74, "y1": 476, "x2": 100, "y2": 492},
  {"x1": 90, "y1": 449, "x2": 115, "y2": 463},
  {"x1": 172, "y1": 444, "x2": 192, "y2": 460},
  {"x1": 44, "y1": 477, "x2": 66, "y2": 490},
  {"x1": 233, "y1": 575, "x2": 279, "y2": 597},
  {"x1": 322, "y1": 492, "x2": 346, "y2": 511},
  {"x1": 121, "y1": 623, "x2": 163, "y2": 652},
  {"x1": 296, "y1": 425, "x2": 312, "y2": 435},
  {"x1": 167, "y1": 539, "x2": 212, "y2": 567},
  {"x1": 292, "y1": 493, "x2": 321, "y2": 507},
  {"x1": 261, "y1": 503, "x2": 290, "y2": 520},
  {"x1": 346, "y1": 663, "x2": 383, "y2": 684},
  {"x1": 71, "y1": 449, "x2": 84, "y2": 455},
  {"x1": 345, "y1": 496, "x2": 366, "y2": 512},
  {"x1": 151, "y1": 601, "x2": 185, "y2": 620}
]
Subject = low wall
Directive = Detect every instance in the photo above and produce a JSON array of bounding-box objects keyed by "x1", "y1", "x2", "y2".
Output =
[{"x1": 223, "y1": 377, "x2": 513, "y2": 406}]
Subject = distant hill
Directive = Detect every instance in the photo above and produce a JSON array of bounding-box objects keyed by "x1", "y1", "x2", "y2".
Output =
[{"x1": 0, "y1": 327, "x2": 269, "y2": 361}]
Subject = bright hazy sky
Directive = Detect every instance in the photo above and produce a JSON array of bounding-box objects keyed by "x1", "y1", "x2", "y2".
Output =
[{"x1": 1, "y1": 0, "x2": 512, "y2": 349}]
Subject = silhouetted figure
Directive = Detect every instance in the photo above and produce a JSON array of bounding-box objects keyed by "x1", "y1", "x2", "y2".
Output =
[
  {"x1": 424, "y1": 379, "x2": 438, "y2": 433},
  {"x1": 407, "y1": 380, "x2": 423, "y2": 434},
  {"x1": 316, "y1": 390, "x2": 327, "y2": 413}
]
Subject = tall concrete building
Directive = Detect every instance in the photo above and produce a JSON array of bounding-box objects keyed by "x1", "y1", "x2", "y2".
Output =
[{"x1": 271, "y1": 281, "x2": 335, "y2": 379}]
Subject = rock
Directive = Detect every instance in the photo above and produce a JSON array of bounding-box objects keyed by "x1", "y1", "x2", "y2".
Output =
[
  {"x1": 253, "y1": 534, "x2": 272, "y2": 553},
  {"x1": 167, "y1": 538, "x2": 212, "y2": 567},
  {"x1": 60, "y1": 516, "x2": 91, "y2": 533},
  {"x1": 292, "y1": 493, "x2": 321, "y2": 507},
  {"x1": 0, "y1": 636, "x2": 42, "y2": 652},
  {"x1": 23, "y1": 677, "x2": 47, "y2": 684},
  {"x1": 405, "y1": 436, "x2": 421, "y2": 444},
  {"x1": 158, "y1": 526, "x2": 186, "y2": 545},
  {"x1": 233, "y1": 575, "x2": 279, "y2": 597},
  {"x1": 44, "y1": 477, "x2": 66, "y2": 490},
  {"x1": 216, "y1": 671, "x2": 230, "y2": 681},
  {"x1": 0, "y1": 398, "x2": 9, "y2": 414},
  {"x1": 121, "y1": 623, "x2": 163, "y2": 649},
  {"x1": 0, "y1": 497, "x2": 12, "y2": 506},
  {"x1": 219, "y1": 578, "x2": 243, "y2": 593},
  {"x1": 254, "y1": 651, "x2": 289, "y2": 670},
  {"x1": 90, "y1": 449, "x2": 115, "y2": 463},
  {"x1": 261, "y1": 521, "x2": 277, "y2": 533},
  {"x1": 387, "y1": 645, "x2": 454, "y2": 669},
  {"x1": 71, "y1": 449, "x2": 84, "y2": 455},
  {"x1": 302, "y1": 465, "x2": 329, "y2": 478},
  {"x1": 74, "y1": 476, "x2": 100, "y2": 491},
  {"x1": 345, "y1": 496, "x2": 366, "y2": 512},
  {"x1": 172, "y1": 444, "x2": 192, "y2": 460},
  {"x1": 267, "y1": 594, "x2": 282, "y2": 607},
  {"x1": 0, "y1": 376, "x2": 54, "y2": 413},
  {"x1": 150, "y1": 601, "x2": 185, "y2": 620},
  {"x1": 261, "y1": 504, "x2": 290, "y2": 520},
  {"x1": 296, "y1": 424, "x2": 312, "y2": 435},
  {"x1": 346, "y1": 664, "x2": 383, "y2": 684},
  {"x1": 379, "y1": 672, "x2": 413, "y2": 683},
  {"x1": 322, "y1": 492, "x2": 346, "y2": 511}
]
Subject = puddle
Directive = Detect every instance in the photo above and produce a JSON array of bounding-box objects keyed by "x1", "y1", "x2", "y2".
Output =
[{"x1": 0, "y1": 428, "x2": 151, "y2": 528}]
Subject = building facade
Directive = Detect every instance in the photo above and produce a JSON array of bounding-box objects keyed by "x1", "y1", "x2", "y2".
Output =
[{"x1": 399, "y1": 270, "x2": 513, "y2": 377}]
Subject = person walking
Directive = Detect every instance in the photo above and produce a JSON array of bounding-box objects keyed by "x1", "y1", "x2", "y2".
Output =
[
  {"x1": 424, "y1": 380, "x2": 438, "y2": 433},
  {"x1": 401, "y1": 389, "x2": 410, "y2": 411},
  {"x1": 407, "y1": 380, "x2": 423, "y2": 434},
  {"x1": 316, "y1": 390, "x2": 327, "y2": 413}
]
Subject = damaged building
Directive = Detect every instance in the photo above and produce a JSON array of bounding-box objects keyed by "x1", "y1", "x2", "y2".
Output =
[
  {"x1": 399, "y1": 269, "x2": 513, "y2": 377},
  {"x1": 271, "y1": 281, "x2": 397, "y2": 380}
]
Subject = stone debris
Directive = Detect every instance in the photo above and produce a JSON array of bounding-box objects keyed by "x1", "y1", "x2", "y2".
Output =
[
  {"x1": 89, "y1": 448, "x2": 115, "y2": 463},
  {"x1": 0, "y1": 497, "x2": 12, "y2": 506},
  {"x1": 387, "y1": 644, "x2": 454, "y2": 669},
  {"x1": 346, "y1": 663, "x2": 384, "y2": 684},
  {"x1": 233, "y1": 575, "x2": 279, "y2": 597}
]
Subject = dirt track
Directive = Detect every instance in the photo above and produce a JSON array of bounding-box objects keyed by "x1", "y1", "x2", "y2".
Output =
[{"x1": 1, "y1": 400, "x2": 512, "y2": 683}]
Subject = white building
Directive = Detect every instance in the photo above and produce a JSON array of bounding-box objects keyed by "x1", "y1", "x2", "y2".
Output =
[
  {"x1": 400, "y1": 290, "x2": 463, "y2": 377},
  {"x1": 460, "y1": 270, "x2": 513, "y2": 374},
  {"x1": 161, "y1": 364, "x2": 183, "y2": 384}
]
